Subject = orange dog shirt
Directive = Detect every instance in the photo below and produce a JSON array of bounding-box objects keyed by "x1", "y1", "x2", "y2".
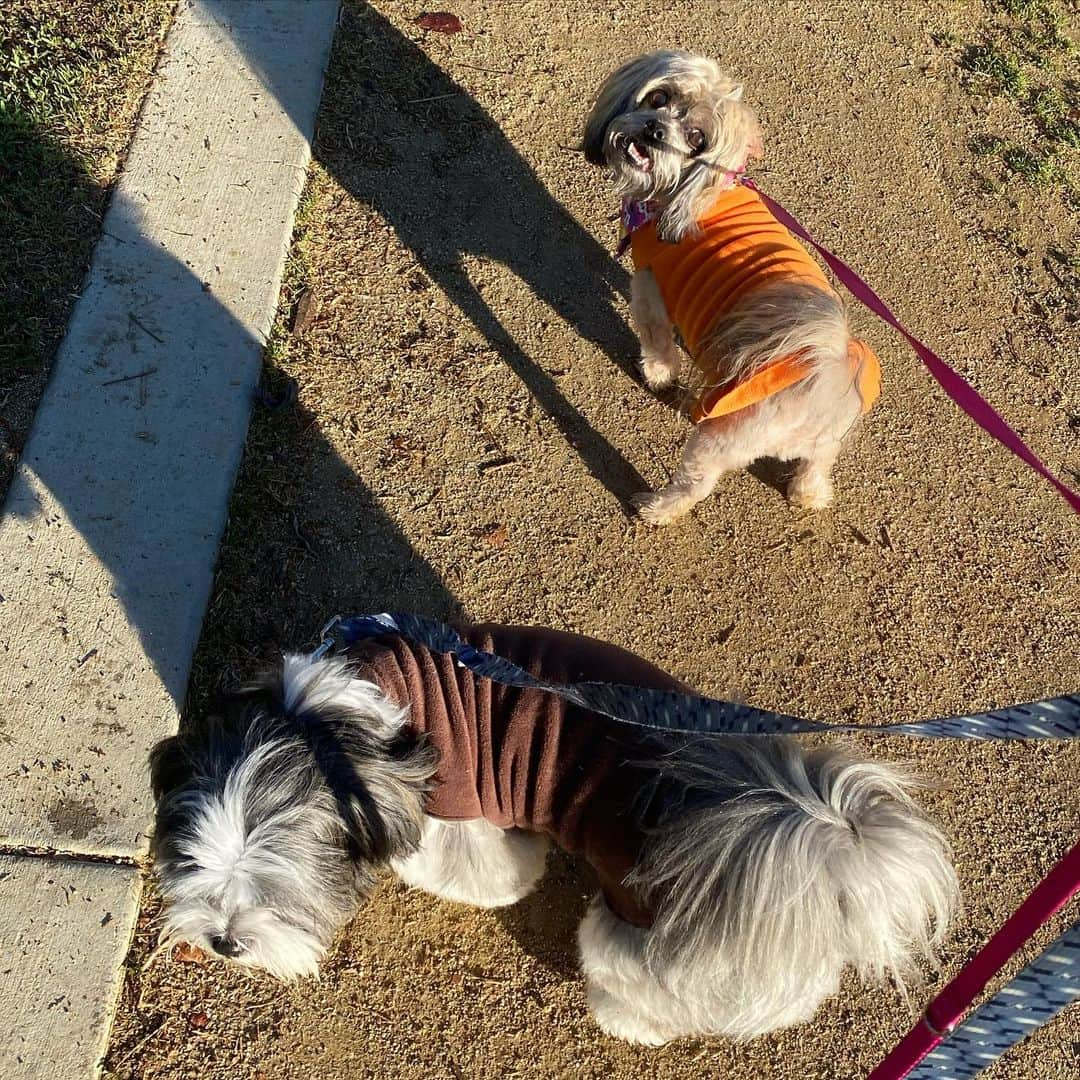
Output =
[{"x1": 629, "y1": 184, "x2": 881, "y2": 422}]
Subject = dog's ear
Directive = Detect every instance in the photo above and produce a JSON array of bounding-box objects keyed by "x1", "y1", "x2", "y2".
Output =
[
  {"x1": 148, "y1": 733, "x2": 191, "y2": 799},
  {"x1": 581, "y1": 70, "x2": 625, "y2": 166},
  {"x1": 659, "y1": 95, "x2": 762, "y2": 242},
  {"x1": 582, "y1": 52, "x2": 671, "y2": 166},
  {"x1": 341, "y1": 738, "x2": 431, "y2": 863},
  {"x1": 716, "y1": 92, "x2": 762, "y2": 168}
]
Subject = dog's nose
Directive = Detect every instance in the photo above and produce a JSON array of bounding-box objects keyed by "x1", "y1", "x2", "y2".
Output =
[
  {"x1": 210, "y1": 934, "x2": 244, "y2": 958},
  {"x1": 644, "y1": 119, "x2": 665, "y2": 143}
]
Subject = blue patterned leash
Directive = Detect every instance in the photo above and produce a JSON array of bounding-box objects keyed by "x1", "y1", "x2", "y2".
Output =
[
  {"x1": 312, "y1": 613, "x2": 1079, "y2": 741},
  {"x1": 905, "y1": 920, "x2": 1079, "y2": 1079}
]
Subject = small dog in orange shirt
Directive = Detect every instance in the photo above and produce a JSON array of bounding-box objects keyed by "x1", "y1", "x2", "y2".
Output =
[{"x1": 584, "y1": 51, "x2": 880, "y2": 521}]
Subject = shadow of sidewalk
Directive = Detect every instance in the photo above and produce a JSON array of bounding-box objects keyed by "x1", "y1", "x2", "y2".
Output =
[{"x1": 0, "y1": 2, "x2": 458, "y2": 854}]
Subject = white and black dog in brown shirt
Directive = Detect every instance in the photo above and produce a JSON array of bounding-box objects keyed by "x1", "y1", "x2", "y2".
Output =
[{"x1": 150, "y1": 623, "x2": 956, "y2": 1044}]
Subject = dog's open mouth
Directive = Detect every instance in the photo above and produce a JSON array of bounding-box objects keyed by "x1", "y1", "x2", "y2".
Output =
[{"x1": 616, "y1": 134, "x2": 652, "y2": 172}]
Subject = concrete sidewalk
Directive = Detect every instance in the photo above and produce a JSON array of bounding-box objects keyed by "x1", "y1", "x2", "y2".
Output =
[{"x1": 0, "y1": 1, "x2": 339, "y2": 1074}]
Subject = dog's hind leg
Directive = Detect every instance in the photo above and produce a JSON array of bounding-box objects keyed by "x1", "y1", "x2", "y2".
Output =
[
  {"x1": 788, "y1": 436, "x2": 843, "y2": 509},
  {"x1": 578, "y1": 897, "x2": 688, "y2": 1045},
  {"x1": 632, "y1": 417, "x2": 752, "y2": 524},
  {"x1": 392, "y1": 816, "x2": 549, "y2": 908},
  {"x1": 631, "y1": 269, "x2": 681, "y2": 391}
]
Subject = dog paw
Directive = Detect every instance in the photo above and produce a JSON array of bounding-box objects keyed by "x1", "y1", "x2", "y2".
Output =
[
  {"x1": 631, "y1": 490, "x2": 683, "y2": 525},
  {"x1": 588, "y1": 987, "x2": 673, "y2": 1046},
  {"x1": 788, "y1": 478, "x2": 834, "y2": 510},
  {"x1": 639, "y1": 355, "x2": 678, "y2": 391}
]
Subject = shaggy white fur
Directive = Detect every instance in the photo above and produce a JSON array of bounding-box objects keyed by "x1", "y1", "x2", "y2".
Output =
[
  {"x1": 393, "y1": 816, "x2": 550, "y2": 907},
  {"x1": 152, "y1": 654, "x2": 957, "y2": 1045},
  {"x1": 579, "y1": 739, "x2": 958, "y2": 1043}
]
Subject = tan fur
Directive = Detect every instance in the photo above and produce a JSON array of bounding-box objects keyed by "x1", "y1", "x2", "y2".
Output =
[{"x1": 584, "y1": 52, "x2": 868, "y2": 520}]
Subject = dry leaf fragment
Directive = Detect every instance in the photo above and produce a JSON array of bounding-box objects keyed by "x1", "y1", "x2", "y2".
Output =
[
  {"x1": 415, "y1": 12, "x2": 462, "y2": 33},
  {"x1": 478, "y1": 524, "x2": 507, "y2": 547},
  {"x1": 171, "y1": 941, "x2": 208, "y2": 964},
  {"x1": 291, "y1": 287, "x2": 318, "y2": 336}
]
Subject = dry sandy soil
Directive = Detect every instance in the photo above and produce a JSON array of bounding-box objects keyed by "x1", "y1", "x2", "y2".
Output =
[{"x1": 106, "y1": 2, "x2": 1078, "y2": 1078}]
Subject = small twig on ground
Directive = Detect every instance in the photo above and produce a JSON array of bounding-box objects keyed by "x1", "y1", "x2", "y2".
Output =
[
  {"x1": 139, "y1": 937, "x2": 172, "y2": 974},
  {"x1": 101, "y1": 367, "x2": 159, "y2": 387},
  {"x1": 127, "y1": 312, "x2": 164, "y2": 344},
  {"x1": 477, "y1": 455, "x2": 518, "y2": 473},
  {"x1": 1043, "y1": 258, "x2": 1071, "y2": 292},
  {"x1": 455, "y1": 61, "x2": 514, "y2": 75},
  {"x1": 1004, "y1": 330, "x2": 1021, "y2": 362},
  {"x1": 407, "y1": 92, "x2": 461, "y2": 104},
  {"x1": 110, "y1": 1017, "x2": 168, "y2": 1071}
]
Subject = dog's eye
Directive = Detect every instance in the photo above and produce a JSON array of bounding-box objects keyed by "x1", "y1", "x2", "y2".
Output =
[
  {"x1": 645, "y1": 89, "x2": 668, "y2": 109},
  {"x1": 686, "y1": 128, "x2": 707, "y2": 154}
]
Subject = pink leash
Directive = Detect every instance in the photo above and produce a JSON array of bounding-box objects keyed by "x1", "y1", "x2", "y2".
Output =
[
  {"x1": 741, "y1": 178, "x2": 1080, "y2": 515},
  {"x1": 869, "y1": 837, "x2": 1080, "y2": 1079}
]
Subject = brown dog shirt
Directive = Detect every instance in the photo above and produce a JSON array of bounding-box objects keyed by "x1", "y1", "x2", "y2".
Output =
[{"x1": 348, "y1": 624, "x2": 691, "y2": 926}]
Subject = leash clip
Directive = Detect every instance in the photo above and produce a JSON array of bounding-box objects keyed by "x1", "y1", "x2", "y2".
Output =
[{"x1": 311, "y1": 614, "x2": 343, "y2": 660}]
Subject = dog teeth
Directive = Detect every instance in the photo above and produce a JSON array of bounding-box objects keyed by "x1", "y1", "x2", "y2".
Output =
[{"x1": 627, "y1": 142, "x2": 651, "y2": 169}]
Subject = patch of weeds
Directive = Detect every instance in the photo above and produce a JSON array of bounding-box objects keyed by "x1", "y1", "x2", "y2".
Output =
[
  {"x1": 970, "y1": 133, "x2": 1009, "y2": 155},
  {"x1": 998, "y1": 0, "x2": 1075, "y2": 60},
  {"x1": 961, "y1": 41, "x2": 1028, "y2": 96},
  {"x1": 944, "y1": 0, "x2": 1079, "y2": 191},
  {"x1": 1029, "y1": 85, "x2": 1080, "y2": 147},
  {"x1": 1002, "y1": 144, "x2": 1059, "y2": 184}
]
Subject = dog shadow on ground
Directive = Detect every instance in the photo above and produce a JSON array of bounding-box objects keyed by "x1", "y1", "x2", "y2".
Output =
[
  {"x1": 306, "y1": 2, "x2": 654, "y2": 503},
  {"x1": 182, "y1": 375, "x2": 465, "y2": 709},
  {"x1": 494, "y1": 848, "x2": 594, "y2": 980}
]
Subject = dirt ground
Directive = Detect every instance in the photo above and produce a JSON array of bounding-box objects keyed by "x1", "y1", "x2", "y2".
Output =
[{"x1": 105, "y1": 2, "x2": 1078, "y2": 1078}]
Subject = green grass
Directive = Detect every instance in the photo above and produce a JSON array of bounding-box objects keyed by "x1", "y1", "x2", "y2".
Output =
[
  {"x1": 945, "y1": 0, "x2": 1079, "y2": 190},
  {"x1": 961, "y1": 41, "x2": 1028, "y2": 96},
  {"x1": 1001, "y1": 144, "x2": 1059, "y2": 182},
  {"x1": 0, "y1": 1, "x2": 174, "y2": 391},
  {"x1": 1029, "y1": 85, "x2": 1080, "y2": 147},
  {"x1": 970, "y1": 133, "x2": 1009, "y2": 156}
]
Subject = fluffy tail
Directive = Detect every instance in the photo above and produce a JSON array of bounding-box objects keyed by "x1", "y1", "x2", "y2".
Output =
[{"x1": 632, "y1": 738, "x2": 958, "y2": 1004}]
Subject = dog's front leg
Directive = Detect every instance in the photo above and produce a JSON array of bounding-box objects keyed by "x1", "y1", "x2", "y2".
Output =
[
  {"x1": 631, "y1": 268, "x2": 681, "y2": 391},
  {"x1": 633, "y1": 417, "x2": 751, "y2": 524}
]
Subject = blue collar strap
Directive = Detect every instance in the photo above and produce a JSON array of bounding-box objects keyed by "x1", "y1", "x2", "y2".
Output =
[{"x1": 313, "y1": 613, "x2": 1079, "y2": 742}]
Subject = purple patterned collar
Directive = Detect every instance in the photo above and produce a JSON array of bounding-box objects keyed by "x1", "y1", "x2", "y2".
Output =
[{"x1": 615, "y1": 199, "x2": 659, "y2": 258}]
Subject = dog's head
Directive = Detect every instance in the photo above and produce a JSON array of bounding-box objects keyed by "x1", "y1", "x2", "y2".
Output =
[
  {"x1": 582, "y1": 51, "x2": 761, "y2": 240},
  {"x1": 149, "y1": 655, "x2": 435, "y2": 980}
]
